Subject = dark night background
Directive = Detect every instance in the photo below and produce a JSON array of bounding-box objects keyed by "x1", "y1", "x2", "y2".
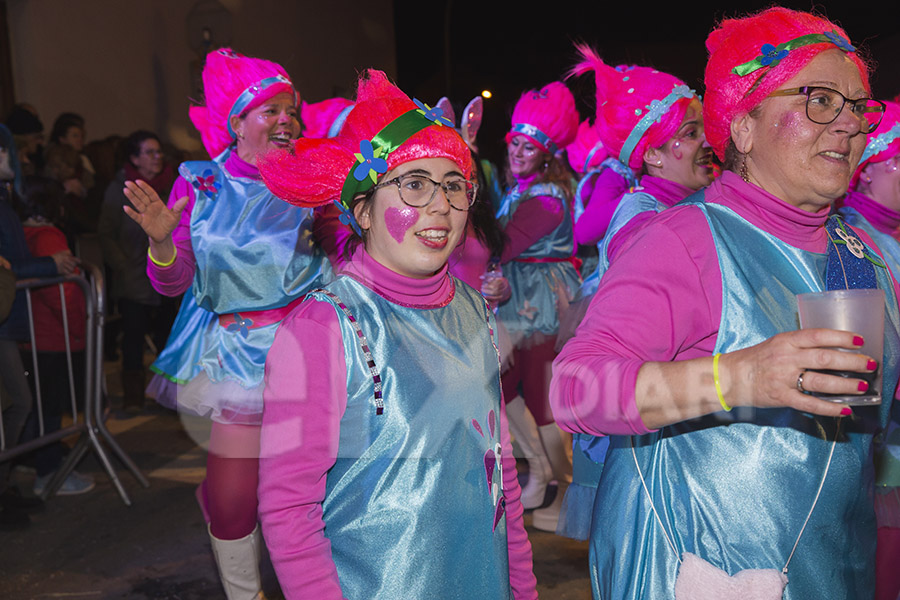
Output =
[{"x1": 391, "y1": 1, "x2": 900, "y2": 167}]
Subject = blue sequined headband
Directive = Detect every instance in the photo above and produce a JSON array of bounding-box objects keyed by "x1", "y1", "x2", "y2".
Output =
[
  {"x1": 861, "y1": 123, "x2": 900, "y2": 164},
  {"x1": 226, "y1": 74, "x2": 297, "y2": 137},
  {"x1": 619, "y1": 84, "x2": 695, "y2": 167},
  {"x1": 509, "y1": 123, "x2": 558, "y2": 155}
]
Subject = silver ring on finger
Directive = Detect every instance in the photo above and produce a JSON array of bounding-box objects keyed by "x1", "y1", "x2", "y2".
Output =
[{"x1": 797, "y1": 370, "x2": 807, "y2": 393}]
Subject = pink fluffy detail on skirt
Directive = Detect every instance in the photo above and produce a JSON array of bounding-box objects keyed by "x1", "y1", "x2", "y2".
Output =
[{"x1": 145, "y1": 372, "x2": 263, "y2": 425}]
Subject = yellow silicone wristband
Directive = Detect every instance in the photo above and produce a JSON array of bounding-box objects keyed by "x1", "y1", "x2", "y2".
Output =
[
  {"x1": 148, "y1": 246, "x2": 177, "y2": 267},
  {"x1": 712, "y1": 353, "x2": 732, "y2": 412}
]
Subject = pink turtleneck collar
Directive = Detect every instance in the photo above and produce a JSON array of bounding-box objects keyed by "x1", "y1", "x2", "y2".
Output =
[
  {"x1": 340, "y1": 247, "x2": 455, "y2": 308},
  {"x1": 637, "y1": 175, "x2": 695, "y2": 208},
  {"x1": 513, "y1": 172, "x2": 543, "y2": 190},
  {"x1": 706, "y1": 171, "x2": 831, "y2": 253},
  {"x1": 843, "y1": 190, "x2": 900, "y2": 235},
  {"x1": 224, "y1": 148, "x2": 261, "y2": 180}
]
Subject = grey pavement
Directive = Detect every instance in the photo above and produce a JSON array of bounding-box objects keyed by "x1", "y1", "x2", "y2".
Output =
[{"x1": 1, "y1": 362, "x2": 591, "y2": 599}]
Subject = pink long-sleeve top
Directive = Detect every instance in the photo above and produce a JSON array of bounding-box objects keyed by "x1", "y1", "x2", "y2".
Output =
[
  {"x1": 258, "y1": 248, "x2": 538, "y2": 600},
  {"x1": 146, "y1": 152, "x2": 262, "y2": 296},
  {"x1": 603, "y1": 175, "x2": 694, "y2": 265},
  {"x1": 145, "y1": 152, "x2": 347, "y2": 295},
  {"x1": 572, "y1": 167, "x2": 633, "y2": 245},
  {"x1": 843, "y1": 190, "x2": 900, "y2": 236},
  {"x1": 550, "y1": 170, "x2": 895, "y2": 437},
  {"x1": 499, "y1": 172, "x2": 566, "y2": 264}
]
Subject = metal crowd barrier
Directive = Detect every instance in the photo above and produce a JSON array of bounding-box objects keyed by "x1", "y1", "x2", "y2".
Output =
[{"x1": 0, "y1": 263, "x2": 149, "y2": 505}]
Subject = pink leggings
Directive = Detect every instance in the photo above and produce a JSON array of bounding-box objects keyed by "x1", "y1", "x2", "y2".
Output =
[
  {"x1": 876, "y1": 526, "x2": 900, "y2": 600},
  {"x1": 501, "y1": 337, "x2": 558, "y2": 426},
  {"x1": 202, "y1": 421, "x2": 261, "y2": 540}
]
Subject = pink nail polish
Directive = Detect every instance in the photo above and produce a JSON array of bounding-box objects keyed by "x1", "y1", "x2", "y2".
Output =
[
  {"x1": 853, "y1": 335, "x2": 865, "y2": 346},
  {"x1": 858, "y1": 381, "x2": 869, "y2": 392},
  {"x1": 867, "y1": 359, "x2": 878, "y2": 371},
  {"x1": 840, "y1": 407, "x2": 853, "y2": 416}
]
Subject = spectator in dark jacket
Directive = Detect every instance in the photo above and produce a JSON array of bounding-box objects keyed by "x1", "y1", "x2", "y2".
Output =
[{"x1": 98, "y1": 130, "x2": 175, "y2": 411}]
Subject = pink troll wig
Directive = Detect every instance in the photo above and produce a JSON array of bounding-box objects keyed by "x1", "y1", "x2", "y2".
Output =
[
  {"x1": 569, "y1": 45, "x2": 696, "y2": 172},
  {"x1": 567, "y1": 119, "x2": 608, "y2": 175},
  {"x1": 188, "y1": 48, "x2": 297, "y2": 158},
  {"x1": 505, "y1": 81, "x2": 578, "y2": 155},
  {"x1": 258, "y1": 69, "x2": 472, "y2": 210},
  {"x1": 704, "y1": 7, "x2": 870, "y2": 161},
  {"x1": 301, "y1": 97, "x2": 354, "y2": 139},
  {"x1": 853, "y1": 100, "x2": 900, "y2": 188}
]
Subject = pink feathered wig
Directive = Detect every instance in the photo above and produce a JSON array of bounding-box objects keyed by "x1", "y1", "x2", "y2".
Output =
[
  {"x1": 301, "y1": 97, "x2": 354, "y2": 139},
  {"x1": 258, "y1": 69, "x2": 472, "y2": 210},
  {"x1": 505, "y1": 81, "x2": 578, "y2": 155},
  {"x1": 853, "y1": 100, "x2": 900, "y2": 188},
  {"x1": 569, "y1": 45, "x2": 697, "y2": 172},
  {"x1": 189, "y1": 48, "x2": 298, "y2": 158},
  {"x1": 566, "y1": 119, "x2": 608, "y2": 175},
  {"x1": 704, "y1": 7, "x2": 870, "y2": 161}
]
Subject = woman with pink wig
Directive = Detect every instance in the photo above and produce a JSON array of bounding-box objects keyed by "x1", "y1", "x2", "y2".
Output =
[
  {"x1": 122, "y1": 48, "x2": 332, "y2": 599},
  {"x1": 256, "y1": 69, "x2": 536, "y2": 600},
  {"x1": 551, "y1": 7, "x2": 898, "y2": 598},
  {"x1": 554, "y1": 48, "x2": 715, "y2": 543},
  {"x1": 494, "y1": 81, "x2": 581, "y2": 532},
  {"x1": 838, "y1": 99, "x2": 900, "y2": 600}
]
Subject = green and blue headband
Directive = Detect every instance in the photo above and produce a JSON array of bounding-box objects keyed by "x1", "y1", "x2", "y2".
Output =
[
  {"x1": 334, "y1": 100, "x2": 453, "y2": 236},
  {"x1": 732, "y1": 30, "x2": 856, "y2": 78}
]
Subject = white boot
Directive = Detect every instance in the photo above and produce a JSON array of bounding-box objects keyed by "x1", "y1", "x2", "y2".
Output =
[
  {"x1": 209, "y1": 524, "x2": 267, "y2": 600},
  {"x1": 532, "y1": 423, "x2": 573, "y2": 533},
  {"x1": 506, "y1": 396, "x2": 552, "y2": 509}
]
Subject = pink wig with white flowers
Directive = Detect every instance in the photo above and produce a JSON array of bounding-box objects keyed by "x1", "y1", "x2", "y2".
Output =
[
  {"x1": 301, "y1": 97, "x2": 354, "y2": 139},
  {"x1": 188, "y1": 48, "x2": 298, "y2": 158},
  {"x1": 505, "y1": 81, "x2": 578, "y2": 155},
  {"x1": 704, "y1": 7, "x2": 870, "y2": 161},
  {"x1": 569, "y1": 44, "x2": 697, "y2": 172},
  {"x1": 258, "y1": 69, "x2": 472, "y2": 210},
  {"x1": 567, "y1": 119, "x2": 609, "y2": 175},
  {"x1": 853, "y1": 100, "x2": 900, "y2": 188}
]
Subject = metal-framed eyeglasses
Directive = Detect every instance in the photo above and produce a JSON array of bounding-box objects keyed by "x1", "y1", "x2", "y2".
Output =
[
  {"x1": 370, "y1": 173, "x2": 478, "y2": 211},
  {"x1": 767, "y1": 86, "x2": 885, "y2": 134}
]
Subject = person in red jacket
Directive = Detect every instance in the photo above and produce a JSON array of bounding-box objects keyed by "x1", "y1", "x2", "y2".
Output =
[{"x1": 17, "y1": 175, "x2": 94, "y2": 495}]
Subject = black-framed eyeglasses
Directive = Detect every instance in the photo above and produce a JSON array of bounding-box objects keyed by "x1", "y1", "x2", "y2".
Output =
[
  {"x1": 371, "y1": 173, "x2": 478, "y2": 211},
  {"x1": 768, "y1": 86, "x2": 885, "y2": 133}
]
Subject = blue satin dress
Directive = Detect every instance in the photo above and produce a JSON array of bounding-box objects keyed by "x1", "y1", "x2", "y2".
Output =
[
  {"x1": 496, "y1": 181, "x2": 581, "y2": 340},
  {"x1": 309, "y1": 275, "x2": 512, "y2": 599},
  {"x1": 839, "y1": 204, "x2": 900, "y2": 517},
  {"x1": 151, "y1": 149, "x2": 332, "y2": 423},
  {"x1": 591, "y1": 200, "x2": 900, "y2": 599},
  {"x1": 559, "y1": 190, "x2": 669, "y2": 541}
]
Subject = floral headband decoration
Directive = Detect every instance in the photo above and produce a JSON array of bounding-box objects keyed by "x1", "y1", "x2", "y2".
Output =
[
  {"x1": 619, "y1": 84, "x2": 696, "y2": 166},
  {"x1": 334, "y1": 99, "x2": 453, "y2": 236},
  {"x1": 861, "y1": 123, "x2": 900, "y2": 164},
  {"x1": 732, "y1": 30, "x2": 855, "y2": 78}
]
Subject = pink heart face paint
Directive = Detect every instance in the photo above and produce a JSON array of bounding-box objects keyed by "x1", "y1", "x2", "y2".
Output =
[
  {"x1": 362, "y1": 157, "x2": 468, "y2": 279},
  {"x1": 384, "y1": 206, "x2": 420, "y2": 244}
]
